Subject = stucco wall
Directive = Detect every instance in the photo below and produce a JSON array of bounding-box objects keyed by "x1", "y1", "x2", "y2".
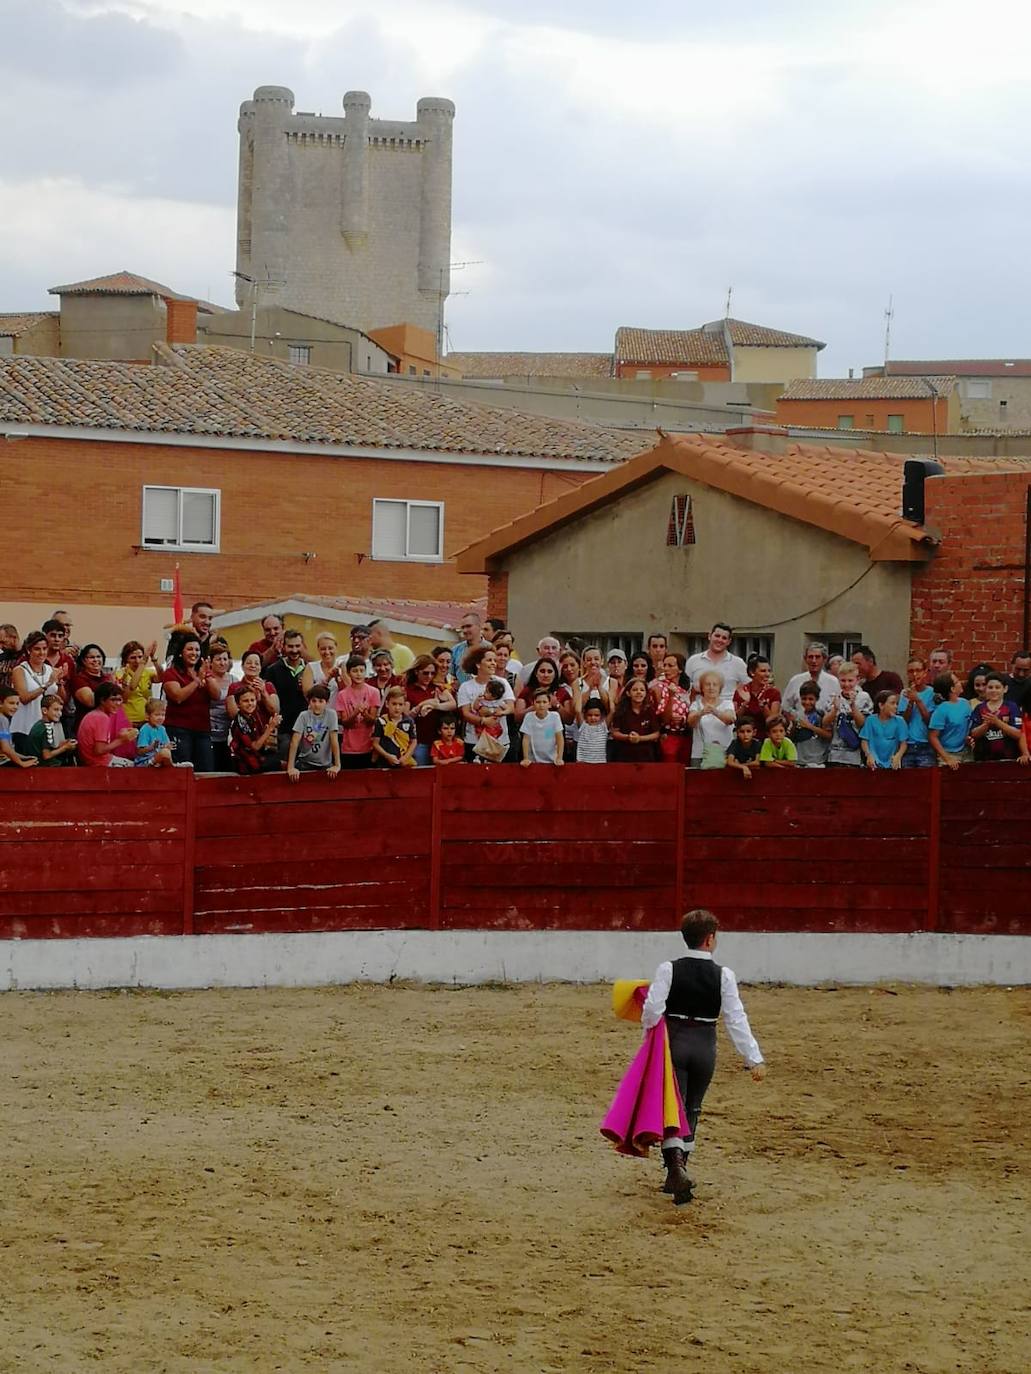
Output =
[
  {"x1": 956, "y1": 376, "x2": 1031, "y2": 430},
  {"x1": 58, "y1": 294, "x2": 165, "y2": 361},
  {"x1": 733, "y1": 345, "x2": 819, "y2": 384},
  {"x1": 197, "y1": 306, "x2": 393, "y2": 375},
  {"x1": 503, "y1": 471, "x2": 914, "y2": 682}
]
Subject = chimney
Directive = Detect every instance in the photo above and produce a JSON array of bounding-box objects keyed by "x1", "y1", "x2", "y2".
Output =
[
  {"x1": 723, "y1": 426, "x2": 790, "y2": 456},
  {"x1": 164, "y1": 297, "x2": 198, "y2": 346},
  {"x1": 902, "y1": 458, "x2": 944, "y2": 524}
]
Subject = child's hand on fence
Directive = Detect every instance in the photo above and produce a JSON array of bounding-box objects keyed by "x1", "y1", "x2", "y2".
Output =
[{"x1": 287, "y1": 767, "x2": 300, "y2": 783}]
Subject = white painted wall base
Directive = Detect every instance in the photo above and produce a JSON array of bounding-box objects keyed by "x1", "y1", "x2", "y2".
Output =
[{"x1": 0, "y1": 930, "x2": 1027, "y2": 992}]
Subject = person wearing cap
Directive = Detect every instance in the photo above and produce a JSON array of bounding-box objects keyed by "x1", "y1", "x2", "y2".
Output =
[
  {"x1": 348, "y1": 624, "x2": 374, "y2": 675},
  {"x1": 606, "y1": 648, "x2": 628, "y2": 700}
]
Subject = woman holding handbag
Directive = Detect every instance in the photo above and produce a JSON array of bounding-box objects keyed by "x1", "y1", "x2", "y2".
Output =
[{"x1": 457, "y1": 646, "x2": 515, "y2": 763}]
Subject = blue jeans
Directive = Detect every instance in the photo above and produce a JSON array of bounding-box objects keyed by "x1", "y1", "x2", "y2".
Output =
[
  {"x1": 413, "y1": 742, "x2": 432, "y2": 767},
  {"x1": 902, "y1": 742, "x2": 935, "y2": 768},
  {"x1": 168, "y1": 726, "x2": 214, "y2": 772}
]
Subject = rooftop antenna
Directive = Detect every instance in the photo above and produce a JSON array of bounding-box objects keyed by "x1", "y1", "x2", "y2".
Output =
[
  {"x1": 436, "y1": 260, "x2": 483, "y2": 372},
  {"x1": 883, "y1": 293, "x2": 894, "y2": 368},
  {"x1": 724, "y1": 285, "x2": 733, "y2": 319}
]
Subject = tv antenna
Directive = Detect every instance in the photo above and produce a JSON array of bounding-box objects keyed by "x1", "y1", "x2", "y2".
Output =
[{"x1": 883, "y1": 294, "x2": 894, "y2": 366}]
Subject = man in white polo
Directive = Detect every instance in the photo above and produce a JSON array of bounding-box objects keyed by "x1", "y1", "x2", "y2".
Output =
[
  {"x1": 781, "y1": 641, "x2": 839, "y2": 719},
  {"x1": 685, "y1": 623, "x2": 748, "y2": 699}
]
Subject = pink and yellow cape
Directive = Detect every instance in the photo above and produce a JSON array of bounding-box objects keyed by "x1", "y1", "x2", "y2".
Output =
[{"x1": 599, "y1": 980, "x2": 691, "y2": 1157}]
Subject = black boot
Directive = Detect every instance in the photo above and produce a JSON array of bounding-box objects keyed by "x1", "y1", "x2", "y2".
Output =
[{"x1": 661, "y1": 1147, "x2": 694, "y2": 1205}]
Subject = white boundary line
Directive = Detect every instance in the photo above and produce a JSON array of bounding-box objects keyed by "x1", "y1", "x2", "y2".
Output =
[{"x1": 1, "y1": 931, "x2": 1027, "y2": 992}]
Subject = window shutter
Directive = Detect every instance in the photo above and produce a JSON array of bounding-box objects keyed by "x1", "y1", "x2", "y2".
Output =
[
  {"x1": 143, "y1": 488, "x2": 179, "y2": 544},
  {"x1": 408, "y1": 504, "x2": 441, "y2": 557},
  {"x1": 667, "y1": 494, "x2": 695, "y2": 547},
  {"x1": 372, "y1": 501, "x2": 406, "y2": 558},
  {"x1": 182, "y1": 491, "x2": 216, "y2": 546}
]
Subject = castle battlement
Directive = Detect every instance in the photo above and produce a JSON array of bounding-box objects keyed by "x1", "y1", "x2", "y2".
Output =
[{"x1": 236, "y1": 85, "x2": 455, "y2": 334}]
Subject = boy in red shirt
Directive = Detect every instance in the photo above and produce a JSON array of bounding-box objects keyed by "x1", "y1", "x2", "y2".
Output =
[
  {"x1": 334, "y1": 655, "x2": 381, "y2": 769},
  {"x1": 77, "y1": 683, "x2": 137, "y2": 767},
  {"x1": 431, "y1": 715, "x2": 464, "y2": 765}
]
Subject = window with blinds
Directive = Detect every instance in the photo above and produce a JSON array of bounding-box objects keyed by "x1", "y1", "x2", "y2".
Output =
[
  {"x1": 371, "y1": 499, "x2": 444, "y2": 561},
  {"x1": 142, "y1": 486, "x2": 220, "y2": 552}
]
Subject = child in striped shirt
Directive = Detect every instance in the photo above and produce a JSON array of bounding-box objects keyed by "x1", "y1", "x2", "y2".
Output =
[{"x1": 573, "y1": 681, "x2": 609, "y2": 764}]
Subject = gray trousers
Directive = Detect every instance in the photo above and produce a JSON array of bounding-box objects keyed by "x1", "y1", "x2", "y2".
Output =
[{"x1": 666, "y1": 1020, "x2": 717, "y2": 1153}]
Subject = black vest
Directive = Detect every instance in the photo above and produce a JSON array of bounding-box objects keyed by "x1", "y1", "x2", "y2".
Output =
[{"x1": 666, "y1": 956, "x2": 722, "y2": 1019}]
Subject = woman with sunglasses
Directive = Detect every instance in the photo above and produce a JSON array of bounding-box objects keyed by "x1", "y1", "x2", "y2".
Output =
[{"x1": 405, "y1": 655, "x2": 457, "y2": 766}]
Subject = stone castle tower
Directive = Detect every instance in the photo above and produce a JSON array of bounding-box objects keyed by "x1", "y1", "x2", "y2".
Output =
[{"x1": 236, "y1": 86, "x2": 455, "y2": 336}]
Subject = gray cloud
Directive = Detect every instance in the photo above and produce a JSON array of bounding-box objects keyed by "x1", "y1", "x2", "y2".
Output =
[{"x1": 3, "y1": 0, "x2": 1031, "y2": 375}]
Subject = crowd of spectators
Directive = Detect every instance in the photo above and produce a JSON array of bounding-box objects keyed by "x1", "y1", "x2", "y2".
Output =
[{"x1": 0, "y1": 605, "x2": 1029, "y2": 776}]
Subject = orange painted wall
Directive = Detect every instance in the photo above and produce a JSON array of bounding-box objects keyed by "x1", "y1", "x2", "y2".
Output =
[
  {"x1": 2, "y1": 436, "x2": 593, "y2": 609},
  {"x1": 775, "y1": 395, "x2": 951, "y2": 435},
  {"x1": 614, "y1": 362, "x2": 729, "y2": 381}
]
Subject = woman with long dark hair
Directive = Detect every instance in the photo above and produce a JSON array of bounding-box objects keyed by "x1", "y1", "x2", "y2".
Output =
[{"x1": 161, "y1": 635, "x2": 213, "y2": 770}]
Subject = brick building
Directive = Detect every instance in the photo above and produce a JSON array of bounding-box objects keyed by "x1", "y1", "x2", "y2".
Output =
[
  {"x1": 777, "y1": 376, "x2": 959, "y2": 435},
  {"x1": 0, "y1": 345, "x2": 643, "y2": 647}
]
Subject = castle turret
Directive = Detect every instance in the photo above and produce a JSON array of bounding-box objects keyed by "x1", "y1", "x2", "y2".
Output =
[
  {"x1": 238, "y1": 86, "x2": 295, "y2": 305},
  {"x1": 341, "y1": 91, "x2": 371, "y2": 251},
  {"x1": 235, "y1": 85, "x2": 454, "y2": 334},
  {"x1": 416, "y1": 97, "x2": 456, "y2": 313}
]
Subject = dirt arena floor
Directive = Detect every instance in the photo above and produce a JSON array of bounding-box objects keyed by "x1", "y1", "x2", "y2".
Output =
[{"x1": 0, "y1": 982, "x2": 1027, "y2": 1374}]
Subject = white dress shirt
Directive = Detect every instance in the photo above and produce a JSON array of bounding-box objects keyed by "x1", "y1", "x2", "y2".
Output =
[
  {"x1": 640, "y1": 949, "x2": 763, "y2": 1066},
  {"x1": 782, "y1": 668, "x2": 839, "y2": 717}
]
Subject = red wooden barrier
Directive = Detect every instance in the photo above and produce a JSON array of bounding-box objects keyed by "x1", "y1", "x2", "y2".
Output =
[
  {"x1": 0, "y1": 763, "x2": 1027, "y2": 938},
  {"x1": 939, "y1": 763, "x2": 1031, "y2": 935},
  {"x1": 681, "y1": 769, "x2": 932, "y2": 934},
  {"x1": 437, "y1": 763, "x2": 680, "y2": 930},
  {"x1": 0, "y1": 769, "x2": 190, "y2": 938},
  {"x1": 192, "y1": 770, "x2": 434, "y2": 934}
]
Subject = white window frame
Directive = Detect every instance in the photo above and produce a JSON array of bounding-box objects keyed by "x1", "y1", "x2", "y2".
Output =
[
  {"x1": 371, "y1": 498, "x2": 444, "y2": 563},
  {"x1": 141, "y1": 485, "x2": 221, "y2": 553}
]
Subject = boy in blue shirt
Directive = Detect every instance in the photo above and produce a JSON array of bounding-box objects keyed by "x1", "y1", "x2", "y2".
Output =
[
  {"x1": 860, "y1": 691, "x2": 909, "y2": 770},
  {"x1": 135, "y1": 698, "x2": 174, "y2": 767},
  {"x1": 900, "y1": 657, "x2": 935, "y2": 767},
  {"x1": 929, "y1": 673, "x2": 972, "y2": 770}
]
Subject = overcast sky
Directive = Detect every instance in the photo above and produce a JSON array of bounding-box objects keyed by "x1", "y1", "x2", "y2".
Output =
[{"x1": 4, "y1": 0, "x2": 1031, "y2": 374}]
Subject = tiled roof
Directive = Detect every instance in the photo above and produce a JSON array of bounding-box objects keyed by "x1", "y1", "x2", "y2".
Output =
[
  {"x1": 48, "y1": 270, "x2": 190, "y2": 299},
  {"x1": 0, "y1": 345, "x2": 648, "y2": 465},
  {"x1": 615, "y1": 326, "x2": 728, "y2": 367},
  {"x1": 223, "y1": 594, "x2": 487, "y2": 632},
  {"x1": 780, "y1": 377, "x2": 957, "y2": 401},
  {"x1": 0, "y1": 311, "x2": 57, "y2": 337},
  {"x1": 615, "y1": 318, "x2": 825, "y2": 366},
  {"x1": 885, "y1": 359, "x2": 1031, "y2": 379},
  {"x1": 723, "y1": 318, "x2": 825, "y2": 349},
  {"x1": 445, "y1": 352, "x2": 613, "y2": 379},
  {"x1": 456, "y1": 433, "x2": 986, "y2": 571}
]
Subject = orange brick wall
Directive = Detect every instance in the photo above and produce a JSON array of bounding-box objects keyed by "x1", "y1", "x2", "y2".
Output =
[
  {"x1": 911, "y1": 474, "x2": 1031, "y2": 670},
  {"x1": 775, "y1": 396, "x2": 948, "y2": 435},
  {"x1": 614, "y1": 363, "x2": 729, "y2": 381},
  {"x1": 4, "y1": 436, "x2": 593, "y2": 609}
]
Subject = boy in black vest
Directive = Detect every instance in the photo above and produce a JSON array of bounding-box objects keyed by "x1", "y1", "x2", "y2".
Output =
[{"x1": 641, "y1": 908, "x2": 765, "y2": 1204}]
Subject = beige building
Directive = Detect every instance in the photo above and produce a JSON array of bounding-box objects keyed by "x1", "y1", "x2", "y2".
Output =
[
  {"x1": 0, "y1": 311, "x2": 60, "y2": 357},
  {"x1": 457, "y1": 429, "x2": 937, "y2": 684},
  {"x1": 197, "y1": 304, "x2": 395, "y2": 374},
  {"x1": 872, "y1": 360, "x2": 1031, "y2": 431}
]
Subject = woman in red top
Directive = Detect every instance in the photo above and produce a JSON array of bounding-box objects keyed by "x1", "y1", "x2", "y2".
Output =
[
  {"x1": 610, "y1": 678, "x2": 661, "y2": 762},
  {"x1": 405, "y1": 655, "x2": 457, "y2": 766},
  {"x1": 162, "y1": 635, "x2": 213, "y2": 771},
  {"x1": 734, "y1": 654, "x2": 782, "y2": 740},
  {"x1": 651, "y1": 652, "x2": 693, "y2": 765},
  {"x1": 70, "y1": 643, "x2": 113, "y2": 732}
]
